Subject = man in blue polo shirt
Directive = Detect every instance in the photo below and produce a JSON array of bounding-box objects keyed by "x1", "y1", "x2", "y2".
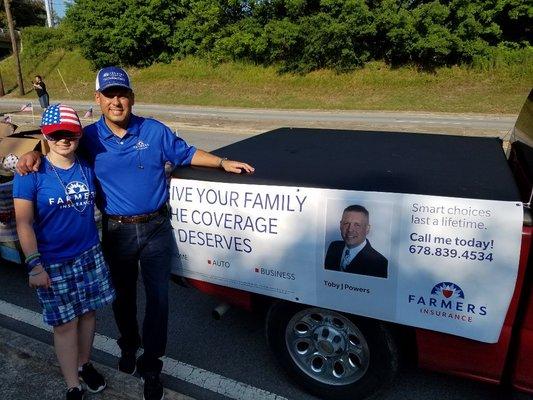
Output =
[
  {"x1": 92, "y1": 67, "x2": 254, "y2": 400},
  {"x1": 18, "y1": 66, "x2": 254, "y2": 400}
]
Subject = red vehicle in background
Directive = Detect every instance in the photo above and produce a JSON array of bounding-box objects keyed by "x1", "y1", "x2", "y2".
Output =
[{"x1": 173, "y1": 89, "x2": 533, "y2": 400}]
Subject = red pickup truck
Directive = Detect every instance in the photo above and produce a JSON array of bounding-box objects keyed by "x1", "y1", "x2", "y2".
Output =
[
  {"x1": 172, "y1": 90, "x2": 533, "y2": 400},
  {"x1": 0, "y1": 94, "x2": 531, "y2": 400}
]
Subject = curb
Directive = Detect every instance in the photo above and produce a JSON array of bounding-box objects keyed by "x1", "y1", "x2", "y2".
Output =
[{"x1": 0, "y1": 325, "x2": 193, "y2": 400}]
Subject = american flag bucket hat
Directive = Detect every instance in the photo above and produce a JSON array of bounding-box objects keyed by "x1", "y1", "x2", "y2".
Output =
[{"x1": 40, "y1": 104, "x2": 83, "y2": 136}]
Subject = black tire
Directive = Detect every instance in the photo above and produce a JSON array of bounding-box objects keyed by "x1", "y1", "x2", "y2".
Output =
[{"x1": 266, "y1": 301, "x2": 398, "y2": 400}]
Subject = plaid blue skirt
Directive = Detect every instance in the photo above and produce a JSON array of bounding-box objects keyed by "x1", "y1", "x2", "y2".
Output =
[{"x1": 36, "y1": 243, "x2": 116, "y2": 326}]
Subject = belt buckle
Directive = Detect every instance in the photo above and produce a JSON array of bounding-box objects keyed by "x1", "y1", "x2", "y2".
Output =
[{"x1": 144, "y1": 212, "x2": 156, "y2": 222}]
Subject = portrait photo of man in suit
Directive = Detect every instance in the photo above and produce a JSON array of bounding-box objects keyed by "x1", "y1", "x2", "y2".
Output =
[{"x1": 325, "y1": 204, "x2": 388, "y2": 278}]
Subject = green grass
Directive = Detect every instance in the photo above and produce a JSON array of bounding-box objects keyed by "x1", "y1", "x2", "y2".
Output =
[{"x1": 1, "y1": 49, "x2": 532, "y2": 114}]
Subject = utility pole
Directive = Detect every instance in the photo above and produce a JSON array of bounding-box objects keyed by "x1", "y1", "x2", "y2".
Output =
[
  {"x1": 44, "y1": 0, "x2": 53, "y2": 27},
  {"x1": 0, "y1": 70, "x2": 5, "y2": 97},
  {"x1": 3, "y1": 0, "x2": 24, "y2": 95}
]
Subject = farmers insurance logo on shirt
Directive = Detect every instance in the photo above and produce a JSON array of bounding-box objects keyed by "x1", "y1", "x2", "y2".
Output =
[
  {"x1": 134, "y1": 140, "x2": 150, "y2": 150},
  {"x1": 408, "y1": 281, "x2": 487, "y2": 324},
  {"x1": 48, "y1": 181, "x2": 94, "y2": 209}
]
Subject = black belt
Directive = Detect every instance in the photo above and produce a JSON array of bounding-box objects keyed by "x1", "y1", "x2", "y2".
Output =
[{"x1": 106, "y1": 206, "x2": 167, "y2": 224}]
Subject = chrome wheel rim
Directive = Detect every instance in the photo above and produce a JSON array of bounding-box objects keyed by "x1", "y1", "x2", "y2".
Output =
[{"x1": 285, "y1": 308, "x2": 370, "y2": 386}]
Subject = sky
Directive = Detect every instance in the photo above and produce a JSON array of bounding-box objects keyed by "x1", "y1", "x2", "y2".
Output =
[{"x1": 51, "y1": 0, "x2": 69, "y2": 19}]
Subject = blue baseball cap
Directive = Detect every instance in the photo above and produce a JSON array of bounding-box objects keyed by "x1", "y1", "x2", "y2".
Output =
[{"x1": 95, "y1": 66, "x2": 132, "y2": 92}]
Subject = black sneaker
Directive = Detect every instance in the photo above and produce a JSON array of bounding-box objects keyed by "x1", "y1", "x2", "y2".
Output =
[
  {"x1": 79, "y1": 362, "x2": 106, "y2": 393},
  {"x1": 66, "y1": 386, "x2": 85, "y2": 400},
  {"x1": 142, "y1": 372, "x2": 164, "y2": 400},
  {"x1": 118, "y1": 350, "x2": 137, "y2": 375}
]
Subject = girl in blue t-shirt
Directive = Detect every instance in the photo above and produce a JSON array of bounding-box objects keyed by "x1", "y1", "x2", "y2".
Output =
[{"x1": 13, "y1": 104, "x2": 115, "y2": 400}]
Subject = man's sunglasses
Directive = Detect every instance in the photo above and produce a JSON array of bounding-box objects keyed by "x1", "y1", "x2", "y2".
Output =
[{"x1": 45, "y1": 134, "x2": 80, "y2": 142}]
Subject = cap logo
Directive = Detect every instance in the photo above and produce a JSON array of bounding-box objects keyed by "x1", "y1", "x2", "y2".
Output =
[{"x1": 96, "y1": 66, "x2": 132, "y2": 91}]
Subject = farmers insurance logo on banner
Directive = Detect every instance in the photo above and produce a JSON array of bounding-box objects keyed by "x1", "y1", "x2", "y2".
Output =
[{"x1": 408, "y1": 281, "x2": 488, "y2": 323}]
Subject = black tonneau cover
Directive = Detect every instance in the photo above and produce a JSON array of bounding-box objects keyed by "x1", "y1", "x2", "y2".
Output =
[{"x1": 175, "y1": 128, "x2": 520, "y2": 202}]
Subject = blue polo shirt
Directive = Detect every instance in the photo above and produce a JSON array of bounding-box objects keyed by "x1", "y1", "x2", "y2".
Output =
[
  {"x1": 13, "y1": 157, "x2": 99, "y2": 263},
  {"x1": 81, "y1": 115, "x2": 196, "y2": 215}
]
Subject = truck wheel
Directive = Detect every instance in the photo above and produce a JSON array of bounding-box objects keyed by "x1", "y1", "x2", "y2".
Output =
[{"x1": 266, "y1": 302, "x2": 398, "y2": 400}]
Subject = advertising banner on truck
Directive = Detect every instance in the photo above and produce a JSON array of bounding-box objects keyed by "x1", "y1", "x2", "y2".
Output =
[{"x1": 169, "y1": 179, "x2": 523, "y2": 343}]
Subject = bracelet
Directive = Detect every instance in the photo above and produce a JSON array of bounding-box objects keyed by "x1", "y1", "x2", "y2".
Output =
[
  {"x1": 218, "y1": 157, "x2": 228, "y2": 169},
  {"x1": 27, "y1": 256, "x2": 42, "y2": 268},
  {"x1": 26, "y1": 256, "x2": 43, "y2": 272},
  {"x1": 25, "y1": 252, "x2": 41, "y2": 264},
  {"x1": 28, "y1": 266, "x2": 44, "y2": 277}
]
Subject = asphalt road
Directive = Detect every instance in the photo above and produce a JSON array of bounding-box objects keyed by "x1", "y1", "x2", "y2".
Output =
[
  {"x1": 0, "y1": 97, "x2": 519, "y2": 139},
  {"x1": 0, "y1": 103, "x2": 530, "y2": 400},
  {"x1": 0, "y1": 259, "x2": 530, "y2": 400}
]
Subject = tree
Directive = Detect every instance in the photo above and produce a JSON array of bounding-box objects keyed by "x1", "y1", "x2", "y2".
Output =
[
  {"x1": 65, "y1": 0, "x2": 184, "y2": 68},
  {"x1": 63, "y1": 0, "x2": 532, "y2": 72},
  {"x1": 0, "y1": 0, "x2": 46, "y2": 28},
  {"x1": 170, "y1": 0, "x2": 252, "y2": 59}
]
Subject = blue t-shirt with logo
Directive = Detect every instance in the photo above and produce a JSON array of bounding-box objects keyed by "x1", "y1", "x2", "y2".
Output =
[
  {"x1": 81, "y1": 115, "x2": 197, "y2": 216},
  {"x1": 13, "y1": 157, "x2": 99, "y2": 263}
]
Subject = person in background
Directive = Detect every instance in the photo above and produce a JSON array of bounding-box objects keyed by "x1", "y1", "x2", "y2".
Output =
[
  {"x1": 13, "y1": 105, "x2": 115, "y2": 400},
  {"x1": 32, "y1": 75, "x2": 50, "y2": 109},
  {"x1": 16, "y1": 66, "x2": 254, "y2": 400}
]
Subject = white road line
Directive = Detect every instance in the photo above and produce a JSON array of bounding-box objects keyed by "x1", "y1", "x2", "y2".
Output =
[{"x1": 0, "y1": 300, "x2": 288, "y2": 400}]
